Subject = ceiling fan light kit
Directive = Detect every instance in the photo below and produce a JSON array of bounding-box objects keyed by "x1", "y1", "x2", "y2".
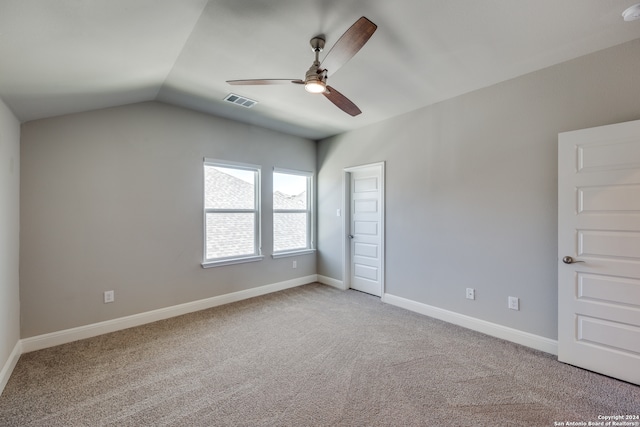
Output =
[
  {"x1": 226, "y1": 17, "x2": 377, "y2": 116},
  {"x1": 304, "y1": 79, "x2": 326, "y2": 94}
]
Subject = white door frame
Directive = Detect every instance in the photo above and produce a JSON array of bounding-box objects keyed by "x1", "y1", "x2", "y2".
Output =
[{"x1": 342, "y1": 162, "x2": 385, "y2": 296}]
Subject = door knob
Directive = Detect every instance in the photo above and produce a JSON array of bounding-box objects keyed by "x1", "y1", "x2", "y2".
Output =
[
  {"x1": 562, "y1": 256, "x2": 584, "y2": 264},
  {"x1": 348, "y1": 235, "x2": 354, "y2": 239}
]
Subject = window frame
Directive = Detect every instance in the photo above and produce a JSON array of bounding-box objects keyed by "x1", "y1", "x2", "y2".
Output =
[
  {"x1": 202, "y1": 158, "x2": 263, "y2": 268},
  {"x1": 272, "y1": 167, "x2": 315, "y2": 258}
]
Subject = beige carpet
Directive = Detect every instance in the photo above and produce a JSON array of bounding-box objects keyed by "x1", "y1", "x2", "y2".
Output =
[{"x1": 1, "y1": 283, "x2": 638, "y2": 426}]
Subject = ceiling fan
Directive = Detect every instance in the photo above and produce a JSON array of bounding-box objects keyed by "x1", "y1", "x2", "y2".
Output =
[{"x1": 227, "y1": 16, "x2": 377, "y2": 116}]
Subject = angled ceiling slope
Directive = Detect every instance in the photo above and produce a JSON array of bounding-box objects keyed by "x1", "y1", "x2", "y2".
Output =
[{"x1": 1, "y1": 0, "x2": 640, "y2": 140}]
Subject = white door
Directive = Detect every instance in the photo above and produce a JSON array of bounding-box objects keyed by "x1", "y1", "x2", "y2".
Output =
[
  {"x1": 558, "y1": 119, "x2": 640, "y2": 385},
  {"x1": 346, "y1": 163, "x2": 384, "y2": 296}
]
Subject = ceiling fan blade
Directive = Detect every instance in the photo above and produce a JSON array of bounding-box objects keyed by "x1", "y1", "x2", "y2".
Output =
[
  {"x1": 227, "y1": 79, "x2": 304, "y2": 85},
  {"x1": 320, "y1": 17, "x2": 377, "y2": 76},
  {"x1": 323, "y1": 86, "x2": 362, "y2": 116}
]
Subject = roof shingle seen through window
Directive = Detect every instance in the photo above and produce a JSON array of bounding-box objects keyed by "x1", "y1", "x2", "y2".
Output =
[
  {"x1": 205, "y1": 166, "x2": 309, "y2": 257},
  {"x1": 273, "y1": 191, "x2": 306, "y2": 210},
  {"x1": 205, "y1": 166, "x2": 254, "y2": 210},
  {"x1": 205, "y1": 166, "x2": 257, "y2": 259}
]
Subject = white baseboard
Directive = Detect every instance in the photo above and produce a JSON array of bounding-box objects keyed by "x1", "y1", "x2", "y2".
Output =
[
  {"x1": 0, "y1": 341, "x2": 22, "y2": 397},
  {"x1": 21, "y1": 275, "x2": 317, "y2": 354},
  {"x1": 383, "y1": 293, "x2": 558, "y2": 355},
  {"x1": 317, "y1": 275, "x2": 346, "y2": 290}
]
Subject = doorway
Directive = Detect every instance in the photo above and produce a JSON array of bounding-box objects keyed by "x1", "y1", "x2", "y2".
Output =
[{"x1": 343, "y1": 162, "x2": 385, "y2": 297}]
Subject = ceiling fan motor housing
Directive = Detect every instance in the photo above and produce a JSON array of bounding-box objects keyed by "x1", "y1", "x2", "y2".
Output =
[{"x1": 305, "y1": 64, "x2": 324, "y2": 82}]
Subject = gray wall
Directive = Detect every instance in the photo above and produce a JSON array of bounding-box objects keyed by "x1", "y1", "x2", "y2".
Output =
[
  {"x1": 0, "y1": 98, "x2": 20, "y2": 372},
  {"x1": 20, "y1": 102, "x2": 316, "y2": 338},
  {"x1": 317, "y1": 39, "x2": 640, "y2": 340}
]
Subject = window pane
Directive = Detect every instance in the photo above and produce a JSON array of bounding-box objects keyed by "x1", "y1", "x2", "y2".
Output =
[
  {"x1": 205, "y1": 213, "x2": 255, "y2": 259},
  {"x1": 273, "y1": 212, "x2": 307, "y2": 252},
  {"x1": 205, "y1": 165, "x2": 255, "y2": 209},
  {"x1": 273, "y1": 173, "x2": 307, "y2": 210}
]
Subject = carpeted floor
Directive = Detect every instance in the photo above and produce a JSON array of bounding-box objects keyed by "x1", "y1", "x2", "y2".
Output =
[{"x1": 1, "y1": 283, "x2": 638, "y2": 426}]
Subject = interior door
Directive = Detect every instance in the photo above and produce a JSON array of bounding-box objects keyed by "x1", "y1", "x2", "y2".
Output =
[
  {"x1": 348, "y1": 163, "x2": 384, "y2": 297},
  {"x1": 558, "y1": 119, "x2": 640, "y2": 385}
]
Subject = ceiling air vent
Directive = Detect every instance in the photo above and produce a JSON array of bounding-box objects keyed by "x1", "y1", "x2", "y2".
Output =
[{"x1": 224, "y1": 93, "x2": 258, "y2": 108}]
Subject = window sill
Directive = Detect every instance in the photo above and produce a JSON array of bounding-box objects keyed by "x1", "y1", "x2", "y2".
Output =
[
  {"x1": 201, "y1": 255, "x2": 264, "y2": 268},
  {"x1": 272, "y1": 249, "x2": 316, "y2": 259}
]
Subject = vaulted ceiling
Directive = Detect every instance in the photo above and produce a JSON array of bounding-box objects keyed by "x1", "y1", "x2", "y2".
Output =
[{"x1": 2, "y1": 0, "x2": 640, "y2": 139}]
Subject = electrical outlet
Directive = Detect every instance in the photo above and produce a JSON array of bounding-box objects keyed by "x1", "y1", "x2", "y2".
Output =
[
  {"x1": 466, "y1": 288, "x2": 475, "y2": 300},
  {"x1": 104, "y1": 290, "x2": 115, "y2": 304},
  {"x1": 292, "y1": 260, "x2": 297, "y2": 269},
  {"x1": 508, "y1": 296, "x2": 519, "y2": 311}
]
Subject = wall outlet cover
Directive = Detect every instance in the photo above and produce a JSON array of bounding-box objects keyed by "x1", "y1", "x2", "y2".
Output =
[
  {"x1": 466, "y1": 288, "x2": 475, "y2": 300},
  {"x1": 104, "y1": 290, "x2": 115, "y2": 304}
]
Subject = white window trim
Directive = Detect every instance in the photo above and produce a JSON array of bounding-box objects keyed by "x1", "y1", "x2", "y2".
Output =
[
  {"x1": 202, "y1": 158, "x2": 263, "y2": 268},
  {"x1": 272, "y1": 249, "x2": 315, "y2": 259},
  {"x1": 272, "y1": 167, "x2": 315, "y2": 257},
  {"x1": 202, "y1": 255, "x2": 264, "y2": 268}
]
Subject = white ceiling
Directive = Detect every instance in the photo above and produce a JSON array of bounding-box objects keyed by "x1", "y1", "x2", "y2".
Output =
[{"x1": 2, "y1": 0, "x2": 640, "y2": 139}]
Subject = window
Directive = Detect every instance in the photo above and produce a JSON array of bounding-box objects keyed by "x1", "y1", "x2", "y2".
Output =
[
  {"x1": 203, "y1": 159, "x2": 262, "y2": 267},
  {"x1": 273, "y1": 168, "x2": 314, "y2": 256}
]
